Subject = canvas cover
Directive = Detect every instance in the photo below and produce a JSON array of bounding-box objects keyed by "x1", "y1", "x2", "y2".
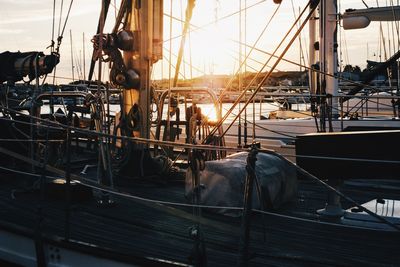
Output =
[{"x1": 185, "y1": 152, "x2": 297, "y2": 216}]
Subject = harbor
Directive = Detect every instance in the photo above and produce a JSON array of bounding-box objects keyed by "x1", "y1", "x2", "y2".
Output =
[{"x1": 0, "y1": 0, "x2": 399, "y2": 266}]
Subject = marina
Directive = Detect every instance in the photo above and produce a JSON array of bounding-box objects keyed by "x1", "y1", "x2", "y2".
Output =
[{"x1": 0, "y1": 0, "x2": 399, "y2": 266}]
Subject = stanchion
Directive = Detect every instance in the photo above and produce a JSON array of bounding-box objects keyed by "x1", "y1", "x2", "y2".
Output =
[
  {"x1": 188, "y1": 148, "x2": 207, "y2": 267},
  {"x1": 64, "y1": 127, "x2": 71, "y2": 241},
  {"x1": 238, "y1": 144, "x2": 258, "y2": 267}
]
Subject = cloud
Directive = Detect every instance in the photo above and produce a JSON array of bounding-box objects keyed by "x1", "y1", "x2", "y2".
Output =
[
  {"x1": 0, "y1": 0, "x2": 99, "y2": 26},
  {"x1": 0, "y1": 28, "x2": 23, "y2": 34}
]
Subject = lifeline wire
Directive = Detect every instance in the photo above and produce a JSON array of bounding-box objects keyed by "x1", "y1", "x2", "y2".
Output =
[
  {"x1": 1, "y1": 105, "x2": 400, "y2": 165},
  {"x1": 2, "y1": 144, "x2": 398, "y2": 231}
]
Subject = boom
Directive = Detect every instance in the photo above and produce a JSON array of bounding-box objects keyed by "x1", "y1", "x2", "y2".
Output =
[{"x1": 0, "y1": 51, "x2": 59, "y2": 84}]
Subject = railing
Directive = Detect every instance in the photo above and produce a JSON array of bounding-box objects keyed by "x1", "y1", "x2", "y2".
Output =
[{"x1": 0, "y1": 105, "x2": 399, "y2": 266}]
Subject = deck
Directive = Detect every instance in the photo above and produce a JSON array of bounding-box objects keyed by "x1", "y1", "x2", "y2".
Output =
[{"x1": 0, "y1": 171, "x2": 399, "y2": 267}]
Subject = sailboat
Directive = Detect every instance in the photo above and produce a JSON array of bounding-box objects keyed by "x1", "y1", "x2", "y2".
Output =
[
  {"x1": 223, "y1": 2, "x2": 400, "y2": 152},
  {"x1": 0, "y1": 0, "x2": 399, "y2": 266}
]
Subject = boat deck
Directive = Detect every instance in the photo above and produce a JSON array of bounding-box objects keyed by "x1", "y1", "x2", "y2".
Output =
[{"x1": 1, "y1": 172, "x2": 399, "y2": 267}]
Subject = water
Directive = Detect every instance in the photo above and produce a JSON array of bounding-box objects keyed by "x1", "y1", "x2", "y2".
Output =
[
  {"x1": 150, "y1": 102, "x2": 306, "y2": 124},
  {"x1": 38, "y1": 101, "x2": 308, "y2": 125}
]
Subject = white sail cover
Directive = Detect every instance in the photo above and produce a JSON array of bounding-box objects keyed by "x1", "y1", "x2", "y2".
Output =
[{"x1": 185, "y1": 152, "x2": 297, "y2": 216}]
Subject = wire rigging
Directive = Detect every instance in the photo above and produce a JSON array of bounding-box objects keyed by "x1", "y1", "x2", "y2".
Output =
[
  {"x1": 361, "y1": 0, "x2": 369, "y2": 8},
  {"x1": 207, "y1": 1, "x2": 314, "y2": 140},
  {"x1": 217, "y1": 3, "x2": 282, "y2": 103},
  {"x1": 49, "y1": 0, "x2": 56, "y2": 53},
  {"x1": 164, "y1": 0, "x2": 268, "y2": 43}
]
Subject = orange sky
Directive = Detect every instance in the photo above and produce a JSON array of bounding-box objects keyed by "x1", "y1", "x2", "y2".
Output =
[{"x1": 0, "y1": 0, "x2": 393, "y2": 83}]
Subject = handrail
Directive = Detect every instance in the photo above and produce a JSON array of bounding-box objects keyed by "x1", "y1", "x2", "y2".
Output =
[{"x1": 1, "y1": 108, "x2": 400, "y2": 164}]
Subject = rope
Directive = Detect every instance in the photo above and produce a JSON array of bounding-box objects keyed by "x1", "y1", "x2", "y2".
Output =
[
  {"x1": 112, "y1": 0, "x2": 128, "y2": 33},
  {"x1": 217, "y1": 3, "x2": 282, "y2": 103},
  {"x1": 59, "y1": 0, "x2": 74, "y2": 48},
  {"x1": 164, "y1": 0, "x2": 268, "y2": 43},
  {"x1": 57, "y1": 0, "x2": 64, "y2": 38},
  {"x1": 48, "y1": 0, "x2": 56, "y2": 52},
  {"x1": 288, "y1": 153, "x2": 400, "y2": 165},
  {"x1": 214, "y1": 1, "x2": 318, "y2": 140},
  {"x1": 51, "y1": 0, "x2": 74, "y2": 85},
  {"x1": 0, "y1": 139, "x2": 64, "y2": 143},
  {"x1": 165, "y1": 0, "x2": 174, "y2": 143},
  {"x1": 1, "y1": 119, "x2": 398, "y2": 231},
  {"x1": 0, "y1": 165, "x2": 61, "y2": 180},
  {"x1": 290, "y1": 0, "x2": 306, "y2": 69},
  {"x1": 206, "y1": 1, "x2": 313, "y2": 141},
  {"x1": 296, "y1": 163, "x2": 400, "y2": 231},
  {"x1": 172, "y1": 0, "x2": 195, "y2": 87},
  {"x1": 236, "y1": 41, "x2": 391, "y2": 94},
  {"x1": 259, "y1": 148, "x2": 400, "y2": 231}
]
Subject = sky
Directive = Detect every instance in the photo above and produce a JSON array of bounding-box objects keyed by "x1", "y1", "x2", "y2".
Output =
[{"x1": 0, "y1": 0, "x2": 396, "y2": 84}]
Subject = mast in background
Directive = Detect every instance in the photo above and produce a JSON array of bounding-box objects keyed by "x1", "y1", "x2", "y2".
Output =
[
  {"x1": 70, "y1": 29, "x2": 75, "y2": 81},
  {"x1": 308, "y1": 5, "x2": 317, "y2": 96},
  {"x1": 320, "y1": 0, "x2": 339, "y2": 121},
  {"x1": 83, "y1": 32, "x2": 86, "y2": 81}
]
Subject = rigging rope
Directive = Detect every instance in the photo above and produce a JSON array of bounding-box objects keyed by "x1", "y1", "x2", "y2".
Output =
[
  {"x1": 208, "y1": 0, "x2": 317, "y2": 141},
  {"x1": 49, "y1": 0, "x2": 56, "y2": 53},
  {"x1": 164, "y1": 0, "x2": 268, "y2": 43},
  {"x1": 57, "y1": 0, "x2": 74, "y2": 54},
  {"x1": 361, "y1": 0, "x2": 369, "y2": 8},
  {"x1": 217, "y1": 3, "x2": 282, "y2": 104},
  {"x1": 51, "y1": 0, "x2": 74, "y2": 86},
  {"x1": 291, "y1": 0, "x2": 306, "y2": 70},
  {"x1": 165, "y1": 0, "x2": 174, "y2": 144},
  {"x1": 172, "y1": 0, "x2": 195, "y2": 87},
  {"x1": 57, "y1": 0, "x2": 64, "y2": 39},
  {"x1": 237, "y1": 40, "x2": 391, "y2": 93}
]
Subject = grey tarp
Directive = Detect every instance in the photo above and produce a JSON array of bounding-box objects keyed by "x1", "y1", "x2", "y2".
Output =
[{"x1": 185, "y1": 152, "x2": 297, "y2": 216}]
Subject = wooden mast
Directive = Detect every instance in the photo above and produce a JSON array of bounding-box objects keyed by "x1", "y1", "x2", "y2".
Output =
[{"x1": 122, "y1": 0, "x2": 163, "y2": 139}]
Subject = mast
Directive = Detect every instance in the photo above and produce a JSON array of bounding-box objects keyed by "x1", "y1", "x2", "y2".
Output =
[
  {"x1": 83, "y1": 32, "x2": 86, "y2": 81},
  {"x1": 70, "y1": 29, "x2": 75, "y2": 81},
  {"x1": 316, "y1": 0, "x2": 342, "y2": 218},
  {"x1": 89, "y1": 0, "x2": 163, "y2": 177},
  {"x1": 308, "y1": 5, "x2": 317, "y2": 96},
  {"x1": 137, "y1": 0, "x2": 154, "y2": 139},
  {"x1": 320, "y1": 0, "x2": 339, "y2": 119},
  {"x1": 121, "y1": 0, "x2": 163, "y2": 139}
]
